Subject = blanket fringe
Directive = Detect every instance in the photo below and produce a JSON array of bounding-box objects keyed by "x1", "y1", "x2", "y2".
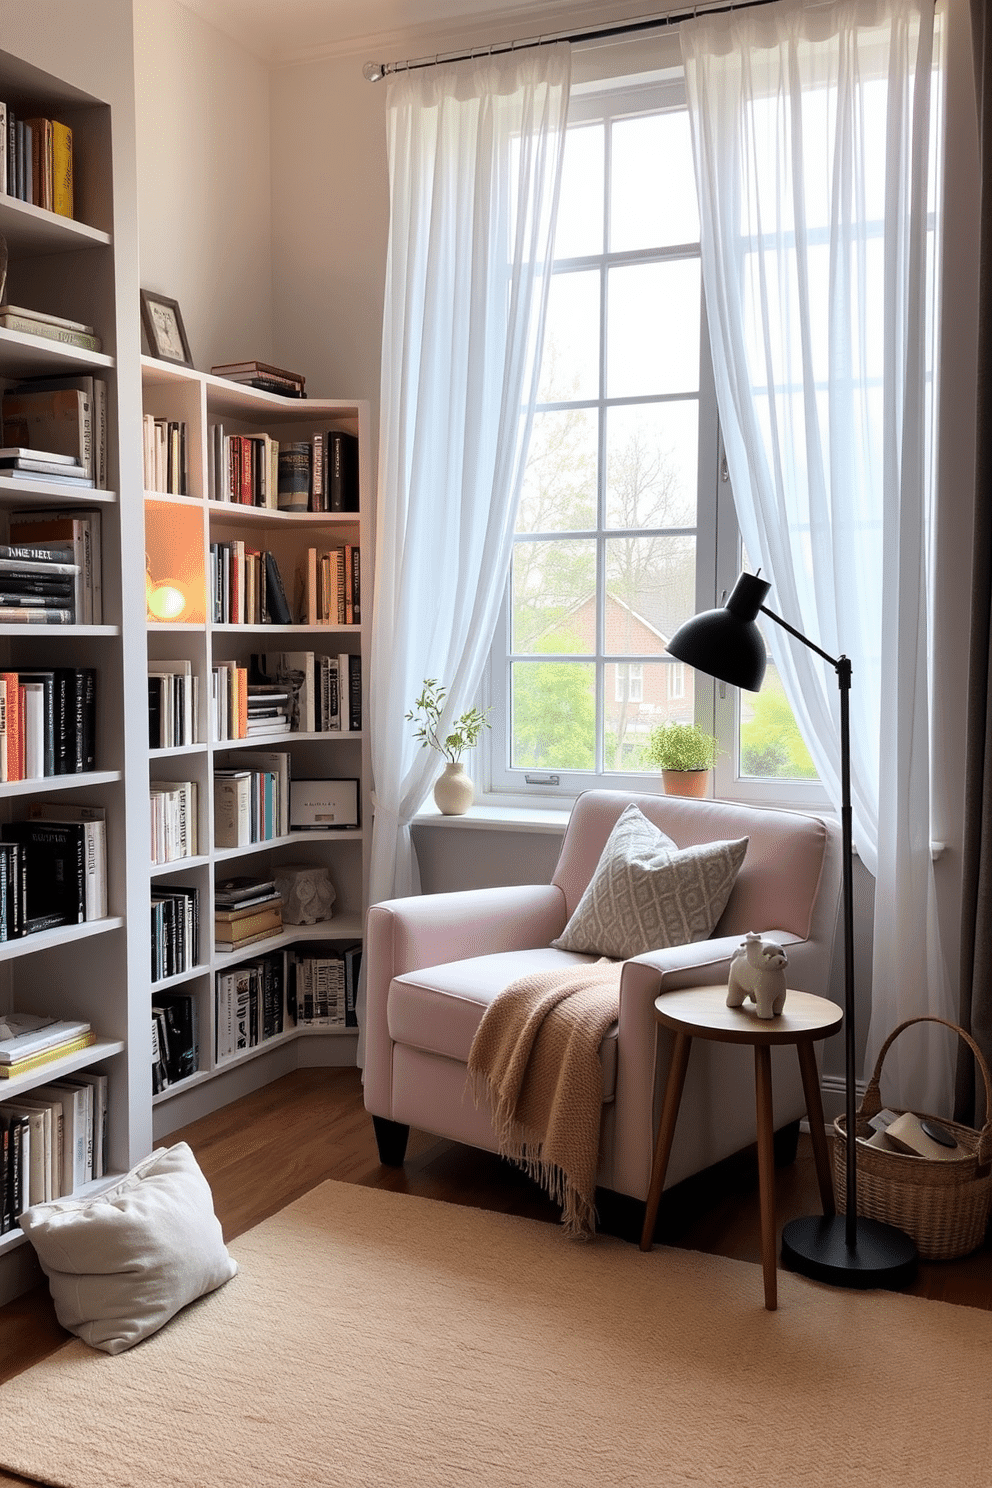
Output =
[{"x1": 469, "y1": 1068, "x2": 597, "y2": 1239}]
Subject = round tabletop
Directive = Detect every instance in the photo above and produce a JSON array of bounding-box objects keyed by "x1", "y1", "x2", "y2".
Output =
[{"x1": 652, "y1": 985, "x2": 843, "y2": 1046}]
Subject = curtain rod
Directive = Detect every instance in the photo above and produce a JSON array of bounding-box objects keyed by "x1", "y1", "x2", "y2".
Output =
[{"x1": 363, "y1": 0, "x2": 780, "y2": 81}]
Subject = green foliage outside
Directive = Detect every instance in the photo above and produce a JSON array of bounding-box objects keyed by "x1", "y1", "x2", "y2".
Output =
[
  {"x1": 740, "y1": 678, "x2": 816, "y2": 779},
  {"x1": 512, "y1": 638, "x2": 595, "y2": 771}
]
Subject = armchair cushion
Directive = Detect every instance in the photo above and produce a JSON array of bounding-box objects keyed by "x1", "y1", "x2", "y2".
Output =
[{"x1": 552, "y1": 804, "x2": 748, "y2": 960}]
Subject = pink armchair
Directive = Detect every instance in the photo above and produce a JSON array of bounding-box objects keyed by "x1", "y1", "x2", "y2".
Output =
[{"x1": 363, "y1": 790, "x2": 841, "y2": 1211}]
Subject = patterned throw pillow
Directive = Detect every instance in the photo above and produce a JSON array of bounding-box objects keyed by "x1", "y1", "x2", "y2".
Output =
[{"x1": 552, "y1": 803, "x2": 748, "y2": 959}]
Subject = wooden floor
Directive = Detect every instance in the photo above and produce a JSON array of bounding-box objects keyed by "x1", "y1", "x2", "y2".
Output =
[{"x1": 1, "y1": 1065, "x2": 989, "y2": 1400}]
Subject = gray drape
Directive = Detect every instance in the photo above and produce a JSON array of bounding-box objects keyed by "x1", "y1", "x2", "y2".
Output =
[{"x1": 957, "y1": 1, "x2": 992, "y2": 1125}]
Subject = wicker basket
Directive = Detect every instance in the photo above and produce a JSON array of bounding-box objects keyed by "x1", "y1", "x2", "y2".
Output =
[{"x1": 833, "y1": 1015, "x2": 992, "y2": 1261}]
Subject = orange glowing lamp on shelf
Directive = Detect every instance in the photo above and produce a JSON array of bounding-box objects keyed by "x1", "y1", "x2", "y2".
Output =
[{"x1": 145, "y1": 554, "x2": 192, "y2": 622}]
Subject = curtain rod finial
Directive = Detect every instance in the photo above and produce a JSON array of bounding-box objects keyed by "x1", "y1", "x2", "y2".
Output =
[{"x1": 363, "y1": 60, "x2": 385, "y2": 82}]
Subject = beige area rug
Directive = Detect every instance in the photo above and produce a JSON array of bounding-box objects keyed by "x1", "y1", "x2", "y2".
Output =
[{"x1": 0, "y1": 1182, "x2": 991, "y2": 1488}]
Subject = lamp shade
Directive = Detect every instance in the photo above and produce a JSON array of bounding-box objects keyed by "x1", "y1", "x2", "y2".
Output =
[{"x1": 666, "y1": 572, "x2": 771, "y2": 692}]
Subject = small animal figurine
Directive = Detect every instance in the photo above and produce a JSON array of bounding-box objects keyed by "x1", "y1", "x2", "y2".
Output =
[{"x1": 726, "y1": 932, "x2": 789, "y2": 1019}]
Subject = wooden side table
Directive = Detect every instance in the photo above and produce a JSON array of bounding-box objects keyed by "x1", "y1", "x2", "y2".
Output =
[{"x1": 639, "y1": 985, "x2": 843, "y2": 1310}]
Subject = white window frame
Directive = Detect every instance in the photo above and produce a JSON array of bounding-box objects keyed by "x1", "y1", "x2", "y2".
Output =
[{"x1": 480, "y1": 71, "x2": 829, "y2": 814}]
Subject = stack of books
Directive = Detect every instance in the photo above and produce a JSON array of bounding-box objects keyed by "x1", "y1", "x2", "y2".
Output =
[
  {"x1": 214, "y1": 754, "x2": 289, "y2": 849},
  {"x1": 208, "y1": 540, "x2": 293, "y2": 625},
  {"x1": 214, "y1": 951, "x2": 285, "y2": 1064},
  {"x1": 0, "y1": 665, "x2": 97, "y2": 780},
  {"x1": 0, "y1": 1067, "x2": 108, "y2": 1214},
  {"x1": 149, "y1": 779, "x2": 198, "y2": 864},
  {"x1": 0, "y1": 544, "x2": 79, "y2": 626},
  {"x1": 150, "y1": 883, "x2": 200, "y2": 983},
  {"x1": 246, "y1": 684, "x2": 291, "y2": 734},
  {"x1": 0, "y1": 306, "x2": 99, "y2": 353},
  {"x1": 210, "y1": 361, "x2": 306, "y2": 398},
  {"x1": 214, "y1": 875, "x2": 283, "y2": 953},
  {"x1": 5, "y1": 376, "x2": 108, "y2": 489},
  {"x1": 289, "y1": 943, "x2": 361, "y2": 1029},
  {"x1": 0, "y1": 107, "x2": 73, "y2": 216},
  {"x1": 142, "y1": 415, "x2": 187, "y2": 494},
  {"x1": 151, "y1": 992, "x2": 198, "y2": 1093},
  {"x1": 0, "y1": 448, "x2": 90, "y2": 495},
  {"x1": 8, "y1": 509, "x2": 103, "y2": 624},
  {"x1": 1, "y1": 804, "x2": 107, "y2": 936},
  {"x1": 0, "y1": 1013, "x2": 95, "y2": 1080}
]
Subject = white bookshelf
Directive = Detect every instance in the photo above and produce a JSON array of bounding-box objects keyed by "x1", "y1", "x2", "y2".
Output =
[
  {"x1": 140, "y1": 358, "x2": 370, "y2": 1130},
  {"x1": 0, "y1": 26, "x2": 152, "y2": 1302}
]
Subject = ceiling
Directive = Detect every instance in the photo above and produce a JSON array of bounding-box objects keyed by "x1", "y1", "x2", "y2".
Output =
[
  {"x1": 175, "y1": 0, "x2": 658, "y2": 66},
  {"x1": 175, "y1": 0, "x2": 541, "y2": 64}
]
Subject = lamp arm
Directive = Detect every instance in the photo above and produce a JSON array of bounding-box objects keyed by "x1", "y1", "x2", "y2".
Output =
[{"x1": 758, "y1": 603, "x2": 841, "y2": 672}]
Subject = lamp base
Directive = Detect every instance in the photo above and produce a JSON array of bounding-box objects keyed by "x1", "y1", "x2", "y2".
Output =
[{"x1": 781, "y1": 1214, "x2": 918, "y2": 1290}]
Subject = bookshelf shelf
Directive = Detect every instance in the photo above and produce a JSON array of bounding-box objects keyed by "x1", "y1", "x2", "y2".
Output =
[
  {"x1": 141, "y1": 362, "x2": 370, "y2": 1118},
  {"x1": 0, "y1": 328, "x2": 113, "y2": 375},
  {"x1": 0, "y1": 480, "x2": 116, "y2": 507},
  {"x1": 0, "y1": 1037, "x2": 125, "y2": 1099},
  {"x1": 0, "y1": 193, "x2": 111, "y2": 252},
  {"x1": 0, "y1": 769, "x2": 120, "y2": 798},
  {"x1": 0, "y1": 918, "x2": 125, "y2": 962}
]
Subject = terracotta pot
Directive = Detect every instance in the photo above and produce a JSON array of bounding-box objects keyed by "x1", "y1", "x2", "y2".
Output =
[
  {"x1": 661, "y1": 768, "x2": 711, "y2": 799},
  {"x1": 433, "y1": 760, "x2": 474, "y2": 815}
]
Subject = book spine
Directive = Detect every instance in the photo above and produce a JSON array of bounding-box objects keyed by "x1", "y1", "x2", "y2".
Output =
[
  {"x1": 0, "y1": 316, "x2": 101, "y2": 352},
  {"x1": 51, "y1": 119, "x2": 73, "y2": 219}
]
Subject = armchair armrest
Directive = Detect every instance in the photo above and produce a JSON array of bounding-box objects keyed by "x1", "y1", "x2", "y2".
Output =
[
  {"x1": 367, "y1": 883, "x2": 566, "y2": 978},
  {"x1": 363, "y1": 884, "x2": 566, "y2": 1119}
]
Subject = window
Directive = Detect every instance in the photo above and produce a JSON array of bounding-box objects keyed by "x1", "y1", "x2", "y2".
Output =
[{"x1": 484, "y1": 71, "x2": 821, "y2": 806}]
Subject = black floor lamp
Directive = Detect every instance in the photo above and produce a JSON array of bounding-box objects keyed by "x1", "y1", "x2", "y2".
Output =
[{"x1": 666, "y1": 571, "x2": 917, "y2": 1288}]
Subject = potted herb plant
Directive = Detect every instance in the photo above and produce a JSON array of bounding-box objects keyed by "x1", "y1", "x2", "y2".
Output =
[
  {"x1": 406, "y1": 679, "x2": 491, "y2": 815},
  {"x1": 643, "y1": 721, "x2": 719, "y2": 799}
]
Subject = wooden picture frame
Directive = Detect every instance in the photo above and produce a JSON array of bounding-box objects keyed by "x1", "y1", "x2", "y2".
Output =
[{"x1": 140, "y1": 289, "x2": 193, "y2": 367}]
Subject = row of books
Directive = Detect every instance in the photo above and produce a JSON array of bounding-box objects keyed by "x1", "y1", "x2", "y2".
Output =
[
  {"x1": 2, "y1": 377, "x2": 108, "y2": 488},
  {"x1": 0, "y1": 665, "x2": 96, "y2": 780},
  {"x1": 205, "y1": 427, "x2": 358, "y2": 512},
  {"x1": 0, "y1": 540, "x2": 78, "y2": 625},
  {"x1": 1, "y1": 1068, "x2": 107, "y2": 1221},
  {"x1": 0, "y1": 105, "x2": 73, "y2": 218},
  {"x1": 292, "y1": 943, "x2": 361, "y2": 1029},
  {"x1": 214, "y1": 753, "x2": 291, "y2": 851},
  {"x1": 297, "y1": 544, "x2": 361, "y2": 626},
  {"x1": 253, "y1": 650, "x2": 362, "y2": 735},
  {"x1": 3, "y1": 509, "x2": 103, "y2": 624},
  {"x1": 215, "y1": 950, "x2": 287, "y2": 1063},
  {"x1": 210, "y1": 663, "x2": 289, "y2": 740},
  {"x1": 210, "y1": 361, "x2": 306, "y2": 398},
  {"x1": 215, "y1": 878, "x2": 283, "y2": 951},
  {"x1": 152, "y1": 992, "x2": 198, "y2": 1094},
  {"x1": 209, "y1": 542, "x2": 293, "y2": 625},
  {"x1": 143, "y1": 416, "x2": 187, "y2": 495},
  {"x1": 148, "y1": 658, "x2": 199, "y2": 750},
  {"x1": 0, "y1": 805, "x2": 107, "y2": 939},
  {"x1": 149, "y1": 780, "x2": 198, "y2": 865},
  {"x1": 151, "y1": 884, "x2": 200, "y2": 984}
]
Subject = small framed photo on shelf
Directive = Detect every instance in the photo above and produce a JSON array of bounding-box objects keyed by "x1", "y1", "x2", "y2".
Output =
[{"x1": 140, "y1": 290, "x2": 193, "y2": 367}]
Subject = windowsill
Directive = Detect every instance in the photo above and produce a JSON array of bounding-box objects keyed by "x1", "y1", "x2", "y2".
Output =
[{"x1": 411, "y1": 802, "x2": 571, "y2": 834}]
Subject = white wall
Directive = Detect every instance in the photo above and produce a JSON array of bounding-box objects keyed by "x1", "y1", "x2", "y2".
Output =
[
  {"x1": 135, "y1": 1, "x2": 982, "y2": 1094},
  {"x1": 133, "y1": 0, "x2": 274, "y2": 373}
]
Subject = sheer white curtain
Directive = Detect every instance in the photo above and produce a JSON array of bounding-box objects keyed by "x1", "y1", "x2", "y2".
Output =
[
  {"x1": 362, "y1": 47, "x2": 570, "y2": 1058},
  {"x1": 682, "y1": 0, "x2": 954, "y2": 1112}
]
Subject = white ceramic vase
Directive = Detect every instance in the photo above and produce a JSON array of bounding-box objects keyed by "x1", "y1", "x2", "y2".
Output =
[{"x1": 433, "y1": 760, "x2": 474, "y2": 815}]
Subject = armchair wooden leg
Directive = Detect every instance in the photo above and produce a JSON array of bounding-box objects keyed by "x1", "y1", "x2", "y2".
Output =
[{"x1": 372, "y1": 1116, "x2": 410, "y2": 1166}]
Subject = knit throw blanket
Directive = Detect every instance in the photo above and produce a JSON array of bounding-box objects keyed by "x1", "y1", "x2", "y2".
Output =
[{"x1": 467, "y1": 960, "x2": 623, "y2": 1239}]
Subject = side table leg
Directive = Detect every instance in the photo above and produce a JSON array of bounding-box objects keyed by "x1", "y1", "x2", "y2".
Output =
[
  {"x1": 796, "y1": 1038, "x2": 836, "y2": 1217},
  {"x1": 640, "y1": 1031, "x2": 692, "y2": 1252},
  {"x1": 753, "y1": 1043, "x2": 778, "y2": 1311}
]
